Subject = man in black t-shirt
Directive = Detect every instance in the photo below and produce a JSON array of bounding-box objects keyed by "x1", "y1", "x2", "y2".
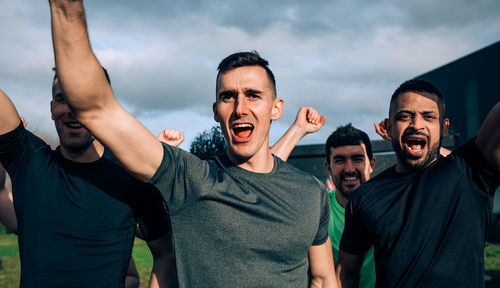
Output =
[
  {"x1": 337, "y1": 79, "x2": 500, "y2": 287},
  {"x1": 0, "y1": 74, "x2": 176, "y2": 287}
]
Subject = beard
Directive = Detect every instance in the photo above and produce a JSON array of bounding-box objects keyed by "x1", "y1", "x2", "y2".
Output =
[
  {"x1": 392, "y1": 130, "x2": 441, "y2": 171},
  {"x1": 335, "y1": 171, "x2": 362, "y2": 200}
]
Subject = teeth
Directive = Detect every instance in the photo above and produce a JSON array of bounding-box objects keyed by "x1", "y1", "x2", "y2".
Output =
[
  {"x1": 344, "y1": 176, "x2": 357, "y2": 181},
  {"x1": 233, "y1": 123, "x2": 253, "y2": 129},
  {"x1": 66, "y1": 122, "x2": 82, "y2": 128}
]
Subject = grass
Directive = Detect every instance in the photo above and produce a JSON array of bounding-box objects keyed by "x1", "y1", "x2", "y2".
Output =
[
  {"x1": 0, "y1": 231, "x2": 154, "y2": 288},
  {"x1": 1, "y1": 228, "x2": 500, "y2": 287}
]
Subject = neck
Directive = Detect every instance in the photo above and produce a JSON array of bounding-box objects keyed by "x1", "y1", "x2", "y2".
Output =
[
  {"x1": 227, "y1": 146, "x2": 275, "y2": 174},
  {"x1": 60, "y1": 141, "x2": 105, "y2": 163},
  {"x1": 395, "y1": 156, "x2": 438, "y2": 174},
  {"x1": 334, "y1": 189, "x2": 348, "y2": 208}
]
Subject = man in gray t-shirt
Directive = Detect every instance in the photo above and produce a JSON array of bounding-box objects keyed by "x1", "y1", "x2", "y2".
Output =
[{"x1": 49, "y1": 1, "x2": 338, "y2": 287}]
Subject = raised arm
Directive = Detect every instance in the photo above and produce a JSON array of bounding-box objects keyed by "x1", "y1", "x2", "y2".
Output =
[
  {"x1": 476, "y1": 101, "x2": 500, "y2": 172},
  {"x1": 157, "y1": 129, "x2": 184, "y2": 147},
  {"x1": 309, "y1": 237, "x2": 339, "y2": 288},
  {"x1": 271, "y1": 107, "x2": 325, "y2": 161},
  {"x1": 0, "y1": 89, "x2": 21, "y2": 135},
  {"x1": 49, "y1": 0, "x2": 163, "y2": 180}
]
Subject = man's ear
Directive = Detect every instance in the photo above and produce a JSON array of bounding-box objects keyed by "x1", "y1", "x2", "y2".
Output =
[
  {"x1": 50, "y1": 101, "x2": 54, "y2": 120},
  {"x1": 441, "y1": 118, "x2": 450, "y2": 138},
  {"x1": 369, "y1": 156, "x2": 376, "y2": 173},
  {"x1": 384, "y1": 118, "x2": 392, "y2": 140},
  {"x1": 213, "y1": 102, "x2": 220, "y2": 123},
  {"x1": 271, "y1": 98, "x2": 284, "y2": 121}
]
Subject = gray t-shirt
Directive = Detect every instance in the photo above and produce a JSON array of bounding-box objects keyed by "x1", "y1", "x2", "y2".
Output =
[{"x1": 149, "y1": 143, "x2": 330, "y2": 288}]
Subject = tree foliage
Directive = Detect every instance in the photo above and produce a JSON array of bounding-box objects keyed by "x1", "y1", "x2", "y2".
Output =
[{"x1": 190, "y1": 126, "x2": 226, "y2": 160}]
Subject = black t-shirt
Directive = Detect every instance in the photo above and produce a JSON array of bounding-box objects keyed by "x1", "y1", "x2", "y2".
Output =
[
  {"x1": 340, "y1": 138, "x2": 499, "y2": 288},
  {"x1": 0, "y1": 124, "x2": 170, "y2": 288}
]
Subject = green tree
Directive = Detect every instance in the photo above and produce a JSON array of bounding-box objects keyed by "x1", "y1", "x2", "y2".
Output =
[{"x1": 190, "y1": 126, "x2": 226, "y2": 160}]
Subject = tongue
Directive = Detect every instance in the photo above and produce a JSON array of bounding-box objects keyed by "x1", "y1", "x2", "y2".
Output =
[
  {"x1": 235, "y1": 129, "x2": 252, "y2": 138},
  {"x1": 411, "y1": 144, "x2": 422, "y2": 150}
]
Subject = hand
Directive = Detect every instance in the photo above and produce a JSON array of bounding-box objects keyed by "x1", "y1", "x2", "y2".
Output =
[
  {"x1": 374, "y1": 119, "x2": 391, "y2": 141},
  {"x1": 157, "y1": 129, "x2": 184, "y2": 147},
  {"x1": 294, "y1": 107, "x2": 326, "y2": 135}
]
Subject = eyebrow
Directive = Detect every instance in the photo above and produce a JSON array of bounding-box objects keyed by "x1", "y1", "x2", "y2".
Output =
[
  {"x1": 218, "y1": 90, "x2": 236, "y2": 99},
  {"x1": 333, "y1": 153, "x2": 365, "y2": 160},
  {"x1": 396, "y1": 109, "x2": 437, "y2": 115},
  {"x1": 245, "y1": 89, "x2": 263, "y2": 95}
]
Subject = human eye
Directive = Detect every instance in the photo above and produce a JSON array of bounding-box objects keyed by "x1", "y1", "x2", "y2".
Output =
[
  {"x1": 424, "y1": 114, "x2": 437, "y2": 120},
  {"x1": 396, "y1": 113, "x2": 411, "y2": 121},
  {"x1": 219, "y1": 92, "x2": 235, "y2": 102}
]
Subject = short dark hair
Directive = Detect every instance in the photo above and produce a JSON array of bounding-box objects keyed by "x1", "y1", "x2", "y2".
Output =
[
  {"x1": 52, "y1": 67, "x2": 111, "y2": 84},
  {"x1": 325, "y1": 123, "x2": 373, "y2": 163},
  {"x1": 390, "y1": 79, "x2": 445, "y2": 119},
  {"x1": 216, "y1": 51, "x2": 276, "y2": 96}
]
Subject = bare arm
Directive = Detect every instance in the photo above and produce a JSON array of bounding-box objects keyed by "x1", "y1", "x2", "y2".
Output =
[
  {"x1": 336, "y1": 249, "x2": 364, "y2": 288},
  {"x1": 0, "y1": 89, "x2": 21, "y2": 135},
  {"x1": 271, "y1": 107, "x2": 326, "y2": 161},
  {"x1": 476, "y1": 101, "x2": 500, "y2": 172},
  {"x1": 125, "y1": 257, "x2": 140, "y2": 288},
  {"x1": 0, "y1": 164, "x2": 17, "y2": 233},
  {"x1": 49, "y1": 0, "x2": 163, "y2": 180},
  {"x1": 309, "y1": 237, "x2": 339, "y2": 288},
  {"x1": 148, "y1": 232, "x2": 177, "y2": 288}
]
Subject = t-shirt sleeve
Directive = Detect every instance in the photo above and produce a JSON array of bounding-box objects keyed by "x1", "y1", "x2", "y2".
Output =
[
  {"x1": 339, "y1": 196, "x2": 372, "y2": 255},
  {"x1": 312, "y1": 180, "x2": 331, "y2": 245},
  {"x1": 147, "y1": 142, "x2": 213, "y2": 213},
  {"x1": 0, "y1": 123, "x2": 47, "y2": 177},
  {"x1": 452, "y1": 137, "x2": 500, "y2": 196},
  {"x1": 134, "y1": 182, "x2": 171, "y2": 241}
]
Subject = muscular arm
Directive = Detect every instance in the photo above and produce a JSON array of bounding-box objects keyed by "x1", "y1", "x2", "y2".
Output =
[
  {"x1": 148, "y1": 232, "x2": 177, "y2": 288},
  {"x1": 476, "y1": 101, "x2": 500, "y2": 172},
  {"x1": 0, "y1": 89, "x2": 21, "y2": 135},
  {"x1": 271, "y1": 107, "x2": 325, "y2": 161},
  {"x1": 336, "y1": 249, "x2": 364, "y2": 288},
  {"x1": 49, "y1": 1, "x2": 163, "y2": 180},
  {"x1": 309, "y1": 237, "x2": 339, "y2": 288}
]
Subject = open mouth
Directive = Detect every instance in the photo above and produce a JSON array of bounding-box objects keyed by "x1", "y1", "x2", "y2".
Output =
[
  {"x1": 232, "y1": 123, "x2": 254, "y2": 141},
  {"x1": 404, "y1": 135, "x2": 427, "y2": 156},
  {"x1": 342, "y1": 173, "x2": 360, "y2": 187},
  {"x1": 64, "y1": 121, "x2": 83, "y2": 129}
]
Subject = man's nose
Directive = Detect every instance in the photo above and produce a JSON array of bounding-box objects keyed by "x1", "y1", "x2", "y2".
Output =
[
  {"x1": 344, "y1": 160, "x2": 356, "y2": 173},
  {"x1": 234, "y1": 96, "x2": 248, "y2": 116},
  {"x1": 410, "y1": 115, "x2": 425, "y2": 131}
]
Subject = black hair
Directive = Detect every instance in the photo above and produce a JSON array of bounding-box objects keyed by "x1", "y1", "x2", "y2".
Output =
[
  {"x1": 390, "y1": 79, "x2": 445, "y2": 119},
  {"x1": 325, "y1": 123, "x2": 373, "y2": 163},
  {"x1": 216, "y1": 51, "x2": 276, "y2": 96},
  {"x1": 52, "y1": 67, "x2": 111, "y2": 84}
]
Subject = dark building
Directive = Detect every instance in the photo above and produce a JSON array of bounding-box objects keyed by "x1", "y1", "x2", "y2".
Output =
[
  {"x1": 288, "y1": 40, "x2": 499, "y2": 179},
  {"x1": 416, "y1": 41, "x2": 500, "y2": 146}
]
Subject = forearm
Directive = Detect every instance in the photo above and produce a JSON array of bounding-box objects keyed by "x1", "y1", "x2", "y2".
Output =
[
  {"x1": 476, "y1": 101, "x2": 500, "y2": 172},
  {"x1": 149, "y1": 255, "x2": 177, "y2": 288},
  {"x1": 50, "y1": 0, "x2": 113, "y2": 116},
  {"x1": 271, "y1": 124, "x2": 307, "y2": 161}
]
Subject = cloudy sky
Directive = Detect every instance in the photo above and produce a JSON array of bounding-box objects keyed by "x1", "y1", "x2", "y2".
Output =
[{"x1": 1, "y1": 0, "x2": 499, "y2": 150}]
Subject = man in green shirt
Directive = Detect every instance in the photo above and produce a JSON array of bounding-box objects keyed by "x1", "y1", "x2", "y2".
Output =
[{"x1": 324, "y1": 124, "x2": 376, "y2": 288}]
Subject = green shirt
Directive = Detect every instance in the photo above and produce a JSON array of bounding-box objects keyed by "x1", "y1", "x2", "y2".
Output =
[{"x1": 328, "y1": 189, "x2": 376, "y2": 288}]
